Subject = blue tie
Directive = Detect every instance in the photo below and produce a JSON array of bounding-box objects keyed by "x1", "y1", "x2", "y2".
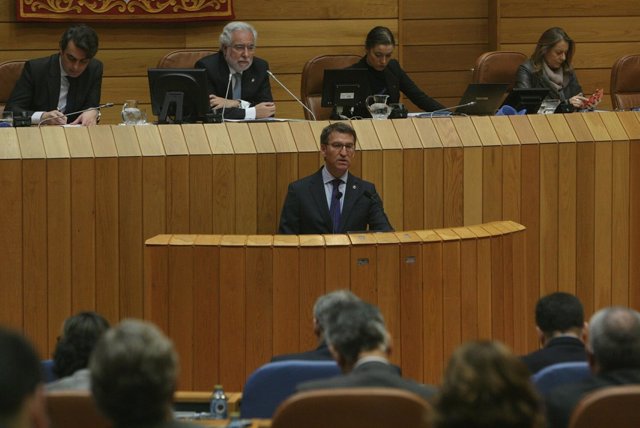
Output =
[{"x1": 329, "y1": 178, "x2": 342, "y2": 233}]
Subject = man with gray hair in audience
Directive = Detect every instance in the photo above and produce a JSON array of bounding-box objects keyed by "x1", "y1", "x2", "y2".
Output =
[
  {"x1": 195, "y1": 21, "x2": 275, "y2": 120},
  {"x1": 546, "y1": 306, "x2": 640, "y2": 428},
  {"x1": 90, "y1": 319, "x2": 201, "y2": 428},
  {"x1": 272, "y1": 289, "x2": 361, "y2": 362},
  {"x1": 296, "y1": 299, "x2": 436, "y2": 401}
]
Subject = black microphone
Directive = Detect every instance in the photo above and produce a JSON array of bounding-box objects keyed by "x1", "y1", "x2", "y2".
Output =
[
  {"x1": 38, "y1": 102, "x2": 115, "y2": 127},
  {"x1": 267, "y1": 70, "x2": 316, "y2": 121},
  {"x1": 419, "y1": 101, "x2": 477, "y2": 118},
  {"x1": 219, "y1": 72, "x2": 233, "y2": 122},
  {"x1": 363, "y1": 190, "x2": 393, "y2": 231},
  {"x1": 336, "y1": 191, "x2": 343, "y2": 200}
]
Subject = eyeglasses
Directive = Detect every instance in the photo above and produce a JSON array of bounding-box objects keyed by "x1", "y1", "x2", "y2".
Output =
[
  {"x1": 231, "y1": 44, "x2": 256, "y2": 53},
  {"x1": 327, "y1": 143, "x2": 355, "y2": 152}
]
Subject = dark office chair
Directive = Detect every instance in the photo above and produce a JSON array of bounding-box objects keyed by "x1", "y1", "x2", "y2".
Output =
[
  {"x1": 240, "y1": 360, "x2": 341, "y2": 418},
  {"x1": 271, "y1": 387, "x2": 432, "y2": 428},
  {"x1": 610, "y1": 54, "x2": 640, "y2": 110},
  {"x1": 0, "y1": 59, "x2": 26, "y2": 114},
  {"x1": 300, "y1": 54, "x2": 361, "y2": 120},
  {"x1": 531, "y1": 361, "x2": 591, "y2": 396},
  {"x1": 47, "y1": 391, "x2": 112, "y2": 428},
  {"x1": 156, "y1": 49, "x2": 215, "y2": 68},
  {"x1": 568, "y1": 385, "x2": 640, "y2": 428},
  {"x1": 472, "y1": 51, "x2": 527, "y2": 91}
]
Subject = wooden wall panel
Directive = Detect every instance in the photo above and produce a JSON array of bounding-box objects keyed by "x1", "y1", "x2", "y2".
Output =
[{"x1": 2, "y1": 111, "x2": 640, "y2": 386}]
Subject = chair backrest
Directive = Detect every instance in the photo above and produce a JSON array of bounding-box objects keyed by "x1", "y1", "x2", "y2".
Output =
[
  {"x1": 300, "y1": 54, "x2": 361, "y2": 120},
  {"x1": 568, "y1": 385, "x2": 640, "y2": 428},
  {"x1": 0, "y1": 59, "x2": 26, "y2": 114},
  {"x1": 271, "y1": 387, "x2": 431, "y2": 428},
  {"x1": 610, "y1": 54, "x2": 640, "y2": 110},
  {"x1": 41, "y1": 359, "x2": 57, "y2": 383},
  {"x1": 47, "y1": 391, "x2": 112, "y2": 428},
  {"x1": 472, "y1": 51, "x2": 527, "y2": 91},
  {"x1": 531, "y1": 361, "x2": 591, "y2": 396},
  {"x1": 157, "y1": 49, "x2": 216, "y2": 69},
  {"x1": 239, "y1": 360, "x2": 341, "y2": 418}
]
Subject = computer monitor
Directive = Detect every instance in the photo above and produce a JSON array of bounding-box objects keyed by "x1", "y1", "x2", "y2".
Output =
[
  {"x1": 501, "y1": 88, "x2": 550, "y2": 114},
  {"x1": 148, "y1": 68, "x2": 211, "y2": 124},
  {"x1": 321, "y1": 68, "x2": 370, "y2": 116}
]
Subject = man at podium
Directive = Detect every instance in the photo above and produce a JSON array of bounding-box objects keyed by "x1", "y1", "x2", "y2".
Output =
[{"x1": 278, "y1": 122, "x2": 393, "y2": 234}]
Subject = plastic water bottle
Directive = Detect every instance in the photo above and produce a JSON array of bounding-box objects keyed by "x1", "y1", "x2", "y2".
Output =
[{"x1": 210, "y1": 384, "x2": 228, "y2": 419}]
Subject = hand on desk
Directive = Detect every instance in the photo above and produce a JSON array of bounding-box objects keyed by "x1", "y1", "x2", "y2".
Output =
[
  {"x1": 70, "y1": 109, "x2": 99, "y2": 126},
  {"x1": 255, "y1": 102, "x2": 276, "y2": 119},
  {"x1": 210, "y1": 95, "x2": 241, "y2": 110},
  {"x1": 41, "y1": 110, "x2": 67, "y2": 126}
]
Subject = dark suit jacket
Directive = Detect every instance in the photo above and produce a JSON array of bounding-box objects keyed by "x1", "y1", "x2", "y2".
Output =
[
  {"x1": 6, "y1": 53, "x2": 103, "y2": 122},
  {"x1": 296, "y1": 360, "x2": 436, "y2": 402},
  {"x1": 516, "y1": 59, "x2": 582, "y2": 112},
  {"x1": 347, "y1": 57, "x2": 444, "y2": 117},
  {"x1": 194, "y1": 52, "x2": 273, "y2": 120},
  {"x1": 521, "y1": 336, "x2": 588, "y2": 374},
  {"x1": 271, "y1": 341, "x2": 333, "y2": 362},
  {"x1": 546, "y1": 368, "x2": 640, "y2": 428},
  {"x1": 278, "y1": 168, "x2": 393, "y2": 235}
]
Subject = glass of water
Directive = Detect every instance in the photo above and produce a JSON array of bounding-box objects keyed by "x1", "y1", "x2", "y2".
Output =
[
  {"x1": 366, "y1": 94, "x2": 392, "y2": 120},
  {"x1": 121, "y1": 100, "x2": 146, "y2": 125}
]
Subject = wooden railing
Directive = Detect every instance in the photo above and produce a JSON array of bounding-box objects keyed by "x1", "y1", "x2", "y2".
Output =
[
  {"x1": 144, "y1": 221, "x2": 526, "y2": 390},
  {"x1": 1, "y1": 113, "x2": 639, "y2": 361}
]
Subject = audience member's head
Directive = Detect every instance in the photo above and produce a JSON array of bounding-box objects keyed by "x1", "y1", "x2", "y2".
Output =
[
  {"x1": 324, "y1": 300, "x2": 390, "y2": 372},
  {"x1": 0, "y1": 327, "x2": 47, "y2": 428},
  {"x1": 90, "y1": 319, "x2": 179, "y2": 427},
  {"x1": 52, "y1": 311, "x2": 110, "y2": 378},
  {"x1": 535, "y1": 292, "x2": 585, "y2": 344},
  {"x1": 435, "y1": 341, "x2": 544, "y2": 428},
  {"x1": 312, "y1": 290, "x2": 361, "y2": 339},
  {"x1": 588, "y1": 306, "x2": 640, "y2": 373}
]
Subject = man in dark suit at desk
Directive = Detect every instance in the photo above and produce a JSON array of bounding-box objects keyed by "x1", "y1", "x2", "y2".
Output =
[
  {"x1": 521, "y1": 292, "x2": 588, "y2": 374},
  {"x1": 195, "y1": 21, "x2": 275, "y2": 120},
  {"x1": 297, "y1": 300, "x2": 435, "y2": 402},
  {"x1": 6, "y1": 24, "x2": 103, "y2": 126},
  {"x1": 278, "y1": 122, "x2": 393, "y2": 234}
]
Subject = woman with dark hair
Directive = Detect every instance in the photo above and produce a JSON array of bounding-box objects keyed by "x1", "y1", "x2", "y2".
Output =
[
  {"x1": 47, "y1": 311, "x2": 110, "y2": 391},
  {"x1": 516, "y1": 27, "x2": 588, "y2": 111},
  {"x1": 434, "y1": 341, "x2": 545, "y2": 428},
  {"x1": 347, "y1": 26, "x2": 444, "y2": 117}
]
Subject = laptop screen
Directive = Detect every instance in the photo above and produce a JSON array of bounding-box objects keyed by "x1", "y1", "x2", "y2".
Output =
[{"x1": 455, "y1": 83, "x2": 509, "y2": 115}]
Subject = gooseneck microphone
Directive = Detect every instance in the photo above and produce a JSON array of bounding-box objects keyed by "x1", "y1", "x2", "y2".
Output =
[
  {"x1": 220, "y1": 72, "x2": 233, "y2": 122},
  {"x1": 267, "y1": 70, "x2": 317, "y2": 121},
  {"x1": 38, "y1": 102, "x2": 115, "y2": 127},
  {"x1": 422, "y1": 101, "x2": 477, "y2": 118},
  {"x1": 363, "y1": 190, "x2": 393, "y2": 231}
]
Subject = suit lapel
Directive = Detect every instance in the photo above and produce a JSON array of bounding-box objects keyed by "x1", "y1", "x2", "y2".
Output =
[
  {"x1": 340, "y1": 174, "x2": 363, "y2": 232},
  {"x1": 308, "y1": 169, "x2": 332, "y2": 230}
]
